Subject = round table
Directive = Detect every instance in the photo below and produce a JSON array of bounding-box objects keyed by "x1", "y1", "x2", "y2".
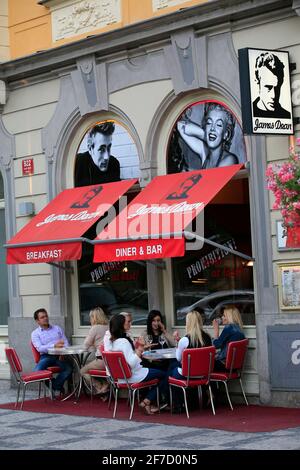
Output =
[
  {"x1": 142, "y1": 347, "x2": 176, "y2": 360},
  {"x1": 48, "y1": 346, "x2": 89, "y2": 402}
]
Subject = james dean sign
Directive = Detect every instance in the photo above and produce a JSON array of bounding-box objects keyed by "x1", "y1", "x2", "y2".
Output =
[{"x1": 239, "y1": 48, "x2": 294, "y2": 135}]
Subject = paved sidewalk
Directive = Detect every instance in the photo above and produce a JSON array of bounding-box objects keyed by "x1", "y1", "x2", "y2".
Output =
[{"x1": 0, "y1": 380, "x2": 300, "y2": 450}]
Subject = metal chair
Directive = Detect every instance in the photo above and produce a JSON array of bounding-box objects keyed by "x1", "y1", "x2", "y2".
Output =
[
  {"x1": 102, "y1": 350, "x2": 159, "y2": 420},
  {"x1": 210, "y1": 338, "x2": 249, "y2": 410},
  {"x1": 5, "y1": 347, "x2": 53, "y2": 409},
  {"x1": 168, "y1": 346, "x2": 216, "y2": 418}
]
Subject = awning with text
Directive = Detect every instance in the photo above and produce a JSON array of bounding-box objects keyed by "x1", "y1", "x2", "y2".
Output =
[{"x1": 6, "y1": 180, "x2": 137, "y2": 264}]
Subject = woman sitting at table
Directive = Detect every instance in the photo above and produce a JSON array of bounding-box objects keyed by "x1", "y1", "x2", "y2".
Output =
[
  {"x1": 141, "y1": 310, "x2": 177, "y2": 371},
  {"x1": 169, "y1": 310, "x2": 212, "y2": 412},
  {"x1": 104, "y1": 314, "x2": 169, "y2": 415},
  {"x1": 80, "y1": 307, "x2": 109, "y2": 396},
  {"x1": 212, "y1": 305, "x2": 245, "y2": 371},
  {"x1": 143, "y1": 310, "x2": 176, "y2": 348}
]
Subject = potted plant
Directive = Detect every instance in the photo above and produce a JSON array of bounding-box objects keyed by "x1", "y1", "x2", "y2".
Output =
[{"x1": 266, "y1": 146, "x2": 300, "y2": 248}]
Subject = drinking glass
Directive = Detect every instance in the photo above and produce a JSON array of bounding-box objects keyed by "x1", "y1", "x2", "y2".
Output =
[
  {"x1": 145, "y1": 335, "x2": 153, "y2": 348},
  {"x1": 158, "y1": 335, "x2": 165, "y2": 349}
]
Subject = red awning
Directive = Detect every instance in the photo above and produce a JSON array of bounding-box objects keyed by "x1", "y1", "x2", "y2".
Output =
[
  {"x1": 6, "y1": 180, "x2": 137, "y2": 264},
  {"x1": 93, "y1": 165, "x2": 243, "y2": 262}
]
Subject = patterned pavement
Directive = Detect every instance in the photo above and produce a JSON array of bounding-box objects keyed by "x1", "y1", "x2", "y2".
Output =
[{"x1": 1, "y1": 380, "x2": 300, "y2": 450}]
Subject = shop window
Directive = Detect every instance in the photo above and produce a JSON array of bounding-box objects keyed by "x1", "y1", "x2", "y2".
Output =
[
  {"x1": 167, "y1": 100, "x2": 254, "y2": 325},
  {"x1": 172, "y1": 196, "x2": 254, "y2": 326},
  {"x1": 74, "y1": 119, "x2": 148, "y2": 325},
  {"x1": 0, "y1": 173, "x2": 9, "y2": 325}
]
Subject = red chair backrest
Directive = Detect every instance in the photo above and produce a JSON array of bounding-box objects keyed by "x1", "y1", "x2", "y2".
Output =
[
  {"x1": 181, "y1": 346, "x2": 216, "y2": 378},
  {"x1": 102, "y1": 351, "x2": 132, "y2": 381},
  {"x1": 225, "y1": 339, "x2": 248, "y2": 371},
  {"x1": 5, "y1": 347, "x2": 22, "y2": 375},
  {"x1": 31, "y1": 341, "x2": 41, "y2": 364}
]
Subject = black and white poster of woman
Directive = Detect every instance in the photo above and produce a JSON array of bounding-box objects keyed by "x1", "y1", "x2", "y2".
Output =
[{"x1": 167, "y1": 101, "x2": 247, "y2": 174}]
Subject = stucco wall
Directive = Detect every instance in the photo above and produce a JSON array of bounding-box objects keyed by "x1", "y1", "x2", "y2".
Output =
[
  {"x1": 0, "y1": 0, "x2": 9, "y2": 62},
  {"x1": 2, "y1": 78, "x2": 60, "y2": 317}
]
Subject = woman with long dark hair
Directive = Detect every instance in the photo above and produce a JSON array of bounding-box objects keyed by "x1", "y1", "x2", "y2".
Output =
[
  {"x1": 144, "y1": 310, "x2": 176, "y2": 348},
  {"x1": 104, "y1": 314, "x2": 169, "y2": 414}
]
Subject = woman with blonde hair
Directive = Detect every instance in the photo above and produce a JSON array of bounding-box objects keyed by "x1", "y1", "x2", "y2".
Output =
[
  {"x1": 212, "y1": 304, "x2": 245, "y2": 371},
  {"x1": 169, "y1": 310, "x2": 212, "y2": 412},
  {"x1": 80, "y1": 307, "x2": 109, "y2": 395}
]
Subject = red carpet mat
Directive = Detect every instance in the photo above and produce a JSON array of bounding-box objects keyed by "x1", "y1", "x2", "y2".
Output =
[{"x1": 1, "y1": 396, "x2": 300, "y2": 433}]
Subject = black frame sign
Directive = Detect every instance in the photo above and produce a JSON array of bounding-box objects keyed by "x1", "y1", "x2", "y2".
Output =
[{"x1": 238, "y1": 48, "x2": 293, "y2": 135}]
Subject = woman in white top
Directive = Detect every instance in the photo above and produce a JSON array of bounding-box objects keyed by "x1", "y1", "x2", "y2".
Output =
[
  {"x1": 104, "y1": 314, "x2": 169, "y2": 414},
  {"x1": 169, "y1": 310, "x2": 212, "y2": 412},
  {"x1": 80, "y1": 307, "x2": 109, "y2": 395}
]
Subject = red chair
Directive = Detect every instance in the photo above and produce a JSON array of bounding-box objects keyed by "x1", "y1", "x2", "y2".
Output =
[
  {"x1": 87, "y1": 344, "x2": 110, "y2": 401},
  {"x1": 30, "y1": 341, "x2": 61, "y2": 374},
  {"x1": 5, "y1": 347, "x2": 53, "y2": 409},
  {"x1": 210, "y1": 339, "x2": 249, "y2": 410},
  {"x1": 102, "y1": 350, "x2": 159, "y2": 420},
  {"x1": 168, "y1": 346, "x2": 216, "y2": 418},
  {"x1": 30, "y1": 341, "x2": 62, "y2": 398}
]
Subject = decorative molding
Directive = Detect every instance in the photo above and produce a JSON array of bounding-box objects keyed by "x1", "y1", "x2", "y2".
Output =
[
  {"x1": 152, "y1": 0, "x2": 190, "y2": 11},
  {"x1": 51, "y1": 0, "x2": 121, "y2": 41},
  {"x1": 0, "y1": 118, "x2": 13, "y2": 170},
  {"x1": 1, "y1": 1, "x2": 293, "y2": 82},
  {"x1": 108, "y1": 50, "x2": 170, "y2": 94},
  {"x1": 0, "y1": 81, "x2": 7, "y2": 111},
  {"x1": 71, "y1": 55, "x2": 108, "y2": 115},
  {"x1": 164, "y1": 30, "x2": 207, "y2": 95}
]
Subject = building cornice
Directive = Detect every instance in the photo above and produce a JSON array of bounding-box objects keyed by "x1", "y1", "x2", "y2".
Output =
[{"x1": 0, "y1": 0, "x2": 294, "y2": 82}]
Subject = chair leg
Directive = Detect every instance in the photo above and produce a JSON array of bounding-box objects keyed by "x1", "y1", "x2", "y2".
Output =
[
  {"x1": 38, "y1": 382, "x2": 41, "y2": 399},
  {"x1": 223, "y1": 381, "x2": 233, "y2": 411},
  {"x1": 239, "y1": 379, "x2": 249, "y2": 406},
  {"x1": 129, "y1": 389, "x2": 137, "y2": 420},
  {"x1": 21, "y1": 382, "x2": 27, "y2": 410},
  {"x1": 156, "y1": 386, "x2": 160, "y2": 411},
  {"x1": 197, "y1": 386, "x2": 203, "y2": 409},
  {"x1": 182, "y1": 388, "x2": 189, "y2": 419},
  {"x1": 169, "y1": 386, "x2": 173, "y2": 414},
  {"x1": 108, "y1": 384, "x2": 114, "y2": 409},
  {"x1": 208, "y1": 385, "x2": 215, "y2": 415},
  {"x1": 43, "y1": 382, "x2": 47, "y2": 400},
  {"x1": 15, "y1": 383, "x2": 21, "y2": 409},
  {"x1": 49, "y1": 379, "x2": 53, "y2": 401},
  {"x1": 113, "y1": 388, "x2": 118, "y2": 418}
]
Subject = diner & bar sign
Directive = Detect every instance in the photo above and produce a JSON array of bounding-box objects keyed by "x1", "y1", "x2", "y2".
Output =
[{"x1": 22, "y1": 158, "x2": 34, "y2": 176}]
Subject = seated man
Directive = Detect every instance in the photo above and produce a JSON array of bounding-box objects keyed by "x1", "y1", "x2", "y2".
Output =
[{"x1": 31, "y1": 308, "x2": 73, "y2": 396}]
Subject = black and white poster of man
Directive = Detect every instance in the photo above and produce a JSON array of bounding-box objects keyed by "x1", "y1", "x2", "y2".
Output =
[
  {"x1": 167, "y1": 100, "x2": 247, "y2": 174},
  {"x1": 239, "y1": 48, "x2": 293, "y2": 135},
  {"x1": 74, "y1": 120, "x2": 140, "y2": 187}
]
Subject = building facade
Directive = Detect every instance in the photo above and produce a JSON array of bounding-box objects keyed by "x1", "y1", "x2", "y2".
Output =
[{"x1": 0, "y1": 0, "x2": 300, "y2": 406}]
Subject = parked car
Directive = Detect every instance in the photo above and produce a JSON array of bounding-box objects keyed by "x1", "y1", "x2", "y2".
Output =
[
  {"x1": 176, "y1": 289, "x2": 255, "y2": 325},
  {"x1": 79, "y1": 283, "x2": 149, "y2": 326}
]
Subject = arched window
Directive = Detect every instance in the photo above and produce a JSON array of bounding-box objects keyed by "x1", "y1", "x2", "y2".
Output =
[
  {"x1": 74, "y1": 119, "x2": 148, "y2": 326},
  {"x1": 167, "y1": 100, "x2": 254, "y2": 326}
]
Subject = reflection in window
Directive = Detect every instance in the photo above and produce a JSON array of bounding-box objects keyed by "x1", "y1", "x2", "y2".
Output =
[
  {"x1": 0, "y1": 208, "x2": 9, "y2": 325},
  {"x1": 173, "y1": 203, "x2": 254, "y2": 326},
  {"x1": 77, "y1": 244, "x2": 148, "y2": 326}
]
